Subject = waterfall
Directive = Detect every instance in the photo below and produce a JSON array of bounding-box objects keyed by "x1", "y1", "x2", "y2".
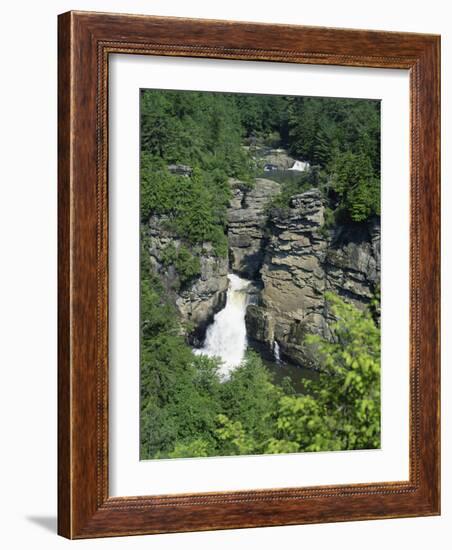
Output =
[
  {"x1": 273, "y1": 341, "x2": 281, "y2": 364},
  {"x1": 195, "y1": 273, "x2": 251, "y2": 377},
  {"x1": 288, "y1": 159, "x2": 309, "y2": 172}
]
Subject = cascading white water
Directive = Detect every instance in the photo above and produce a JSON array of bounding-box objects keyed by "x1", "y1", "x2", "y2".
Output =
[
  {"x1": 273, "y1": 341, "x2": 281, "y2": 364},
  {"x1": 195, "y1": 273, "x2": 251, "y2": 377},
  {"x1": 288, "y1": 159, "x2": 309, "y2": 172}
]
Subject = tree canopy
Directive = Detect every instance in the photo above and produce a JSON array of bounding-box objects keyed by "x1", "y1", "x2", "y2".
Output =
[
  {"x1": 139, "y1": 89, "x2": 381, "y2": 459},
  {"x1": 140, "y1": 90, "x2": 381, "y2": 246},
  {"x1": 140, "y1": 264, "x2": 381, "y2": 459}
]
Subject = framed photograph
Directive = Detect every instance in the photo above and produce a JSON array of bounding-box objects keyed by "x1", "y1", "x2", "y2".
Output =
[{"x1": 58, "y1": 11, "x2": 440, "y2": 539}]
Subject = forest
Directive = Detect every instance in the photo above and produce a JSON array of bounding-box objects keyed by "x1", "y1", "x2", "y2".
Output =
[{"x1": 140, "y1": 89, "x2": 381, "y2": 459}]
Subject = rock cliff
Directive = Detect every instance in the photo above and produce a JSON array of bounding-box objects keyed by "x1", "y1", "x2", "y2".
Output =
[
  {"x1": 146, "y1": 215, "x2": 228, "y2": 344},
  {"x1": 144, "y1": 182, "x2": 380, "y2": 368},
  {"x1": 227, "y1": 178, "x2": 280, "y2": 278},
  {"x1": 244, "y1": 188, "x2": 380, "y2": 367}
]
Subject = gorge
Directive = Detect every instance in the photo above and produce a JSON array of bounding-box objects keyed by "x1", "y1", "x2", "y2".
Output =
[{"x1": 145, "y1": 171, "x2": 380, "y2": 384}]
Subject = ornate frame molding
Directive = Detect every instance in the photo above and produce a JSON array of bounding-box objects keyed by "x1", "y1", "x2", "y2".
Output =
[{"x1": 58, "y1": 11, "x2": 440, "y2": 538}]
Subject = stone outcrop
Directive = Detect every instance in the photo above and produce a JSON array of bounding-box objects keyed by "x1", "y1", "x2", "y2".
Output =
[
  {"x1": 146, "y1": 215, "x2": 228, "y2": 343},
  {"x1": 227, "y1": 178, "x2": 280, "y2": 278},
  {"x1": 145, "y1": 179, "x2": 380, "y2": 367},
  {"x1": 326, "y1": 220, "x2": 380, "y2": 309},
  {"x1": 244, "y1": 188, "x2": 380, "y2": 367}
]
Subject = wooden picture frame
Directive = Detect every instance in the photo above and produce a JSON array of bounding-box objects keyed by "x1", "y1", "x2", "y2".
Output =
[{"x1": 58, "y1": 10, "x2": 440, "y2": 539}]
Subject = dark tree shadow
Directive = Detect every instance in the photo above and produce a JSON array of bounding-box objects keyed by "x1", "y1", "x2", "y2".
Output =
[{"x1": 26, "y1": 516, "x2": 57, "y2": 533}]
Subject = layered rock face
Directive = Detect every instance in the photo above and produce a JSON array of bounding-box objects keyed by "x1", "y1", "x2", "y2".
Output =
[
  {"x1": 326, "y1": 220, "x2": 380, "y2": 309},
  {"x1": 244, "y1": 189, "x2": 380, "y2": 367},
  {"x1": 227, "y1": 178, "x2": 280, "y2": 278},
  {"x1": 146, "y1": 215, "x2": 228, "y2": 343},
  {"x1": 145, "y1": 182, "x2": 380, "y2": 367}
]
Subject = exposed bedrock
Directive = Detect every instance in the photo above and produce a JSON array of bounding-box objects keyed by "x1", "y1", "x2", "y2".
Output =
[
  {"x1": 146, "y1": 215, "x2": 228, "y2": 344},
  {"x1": 145, "y1": 182, "x2": 380, "y2": 367},
  {"x1": 243, "y1": 188, "x2": 380, "y2": 368},
  {"x1": 227, "y1": 178, "x2": 280, "y2": 278}
]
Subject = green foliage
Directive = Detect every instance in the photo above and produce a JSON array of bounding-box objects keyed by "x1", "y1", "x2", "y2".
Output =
[
  {"x1": 283, "y1": 97, "x2": 380, "y2": 222},
  {"x1": 140, "y1": 283, "x2": 381, "y2": 458},
  {"x1": 141, "y1": 156, "x2": 229, "y2": 256},
  {"x1": 318, "y1": 206, "x2": 336, "y2": 238},
  {"x1": 266, "y1": 170, "x2": 318, "y2": 212},
  {"x1": 140, "y1": 89, "x2": 254, "y2": 258},
  {"x1": 287, "y1": 97, "x2": 380, "y2": 173},
  {"x1": 330, "y1": 151, "x2": 380, "y2": 222},
  {"x1": 140, "y1": 155, "x2": 172, "y2": 222},
  {"x1": 254, "y1": 96, "x2": 381, "y2": 222},
  {"x1": 140, "y1": 233, "x2": 221, "y2": 458},
  {"x1": 141, "y1": 89, "x2": 254, "y2": 179},
  {"x1": 163, "y1": 438, "x2": 213, "y2": 459},
  {"x1": 218, "y1": 351, "x2": 284, "y2": 453},
  {"x1": 140, "y1": 331, "x2": 223, "y2": 458},
  {"x1": 370, "y1": 283, "x2": 381, "y2": 322},
  {"x1": 161, "y1": 243, "x2": 201, "y2": 287},
  {"x1": 141, "y1": 90, "x2": 252, "y2": 177},
  {"x1": 139, "y1": 89, "x2": 381, "y2": 460},
  {"x1": 234, "y1": 94, "x2": 290, "y2": 144},
  {"x1": 323, "y1": 206, "x2": 335, "y2": 228},
  {"x1": 214, "y1": 414, "x2": 256, "y2": 456},
  {"x1": 268, "y1": 293, "x2": 381, "y2": 452},
  {"x1": 141, "y1": 90, "x2": 380, "y2": 253}
]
